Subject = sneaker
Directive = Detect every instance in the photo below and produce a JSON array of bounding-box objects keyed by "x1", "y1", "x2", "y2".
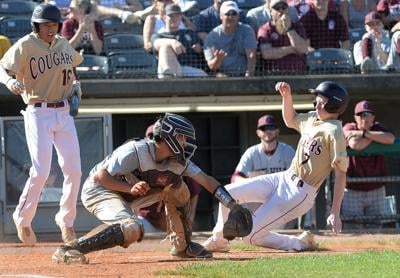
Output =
[
  {"x1": 202, "y1": 236, "x2": 230, "y2": 252},
  {"x1": 52, "y1": 245, "x2": 88, "y2": 264},
  {"x1": 298, "y1": 231, "x2": 318, "y2": 251},
  {"x1": 170, "y1": 241, "x2": 213, "y2": 258},
  {"x1": 60, "y1": 226, "x2": 76, "y2": 244},
  {"x1": 13, "y1": 212, "x2": 36, "y2": 247}
]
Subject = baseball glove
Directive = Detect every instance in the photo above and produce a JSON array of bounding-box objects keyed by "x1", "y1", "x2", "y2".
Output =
[{"x1": 223, "y1": 203, "x2": 253, "y2": 240}]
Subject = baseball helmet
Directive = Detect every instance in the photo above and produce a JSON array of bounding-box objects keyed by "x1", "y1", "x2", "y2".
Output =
[
  {"x1": 309, "y1": 81, "x2": 349, "y2": 114},
  {"x1": 153, "y1": 113, "x2": 197, "y2": 165},
  {"x1": 31, "y1": 3, "x2": 62, "y2": 32}
]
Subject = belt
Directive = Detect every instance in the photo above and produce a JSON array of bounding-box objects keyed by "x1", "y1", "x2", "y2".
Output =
[
  {"x1": 34, "y1": 100, "x2": 65, "y2": 108},
  {"x1": 291, "y1": 174, "x2": 304, "y2": 188}
]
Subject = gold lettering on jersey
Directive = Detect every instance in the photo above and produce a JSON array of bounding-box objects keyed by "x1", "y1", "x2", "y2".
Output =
[{"x1": 29, "y1": 52, "x2": 73, "y2": 79}]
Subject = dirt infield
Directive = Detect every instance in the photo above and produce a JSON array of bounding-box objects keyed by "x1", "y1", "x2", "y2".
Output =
[{"x1": 1, "y1": 231, "x2": 400, "y2": 278}]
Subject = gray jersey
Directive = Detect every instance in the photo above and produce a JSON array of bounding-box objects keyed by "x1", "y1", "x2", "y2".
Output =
[
  {"x1": 235, "y1": 142, "x2": 295, "y2": 176},
  {"x1": 386, "y1": 31, "x2": 400, "y2": 71}
]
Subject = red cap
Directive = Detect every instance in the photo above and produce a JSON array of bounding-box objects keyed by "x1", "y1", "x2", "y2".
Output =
[
  {"x1": 354, "y1": 100, "x2": 375, "y2": 115},
  {"x1": 257, "y1": 115, "x2": 277, "y2": 128}
]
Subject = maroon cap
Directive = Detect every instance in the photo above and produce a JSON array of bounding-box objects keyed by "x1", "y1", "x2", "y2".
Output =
[
  {"x1": 145, "y1": 124, "x2": 154, "y2": 137},
  {"x1": 257, "y1": 115, "x2": 277, "y2": 128},
  {"x1": 365, "y1": 12, "x2": 382, "y2": 25},
  {"x1": 354, "y1": 100, "x2": 375, "y2": 115}
]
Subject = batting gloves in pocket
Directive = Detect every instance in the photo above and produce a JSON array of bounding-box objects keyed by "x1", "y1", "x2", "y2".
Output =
[{"x1": 6, "y1": 78, "x2": 25, "y2": 95}]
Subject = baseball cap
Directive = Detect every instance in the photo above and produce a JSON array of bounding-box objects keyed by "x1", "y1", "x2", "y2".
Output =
[
  {"x1": 145, "y1": 124, "x2": 155, "y2": 138},
  {"x1": 365, "y1": 12, "x2": 382, "y2": 25},
  {"x1": 354, "y1": 100, "x2": 375, "y2": 115},
  {"x1": 270, "y1": 0, "x2": 288, "y2": 9},
  {"x1": 257, "y1": 115, "x2": 277, "y2": 129},
  {"x1": 165, "y1": 4, "x2": 182, "y2": 16},
  {"x1": 220, "y1": 1, "x2": 240, "y2": 15}
]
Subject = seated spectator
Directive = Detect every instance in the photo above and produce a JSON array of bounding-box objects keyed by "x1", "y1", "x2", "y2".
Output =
[
  {"x1": 62, "y1": 0, "x2": 104, "y2": 55},
  {"x1": 258, "y1": 0, "x2": 309, "y2": 73},
  {"x1": 95, "y1": 0, "x2": 143, "y2": 12},
  {"x1": 385, "y1": 24, "x2": 400, "y2": 71},
  {"x1": 137, "y1": 124, "x2": 202, "y2": 233},
  {"x1": 153, "y1": 4, "x2": 207, "y2": 78},
  {"x1": 246, "y1": 0, "x2": 299, "y2": 34},
  {"x1": 143, "y1": 0, "x2": 194, "y2": 52},
  {"x1": 339, "y1": 0, "x2": 377, "y2": 29},
  {"x1": 194, "y1": 0, "x2": 247, "y2": 42},
  {"x1": 203, "y1": 1, "x2": 257, "y2": 77},
  {"x1": 300, "y1": 0, "x2": 350, "y2": 50},
  {"x1": 353, "y1": 12, "x2": 390, "y2": 73},
  {"x1": 0, "y1": 35, "x2": 11, "y2": 59},
  {"x1": 377, "y1": 0, "x2": 400, "y2": 30}
]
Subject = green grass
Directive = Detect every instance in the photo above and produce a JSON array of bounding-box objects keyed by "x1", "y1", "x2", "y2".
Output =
[{"x1": 157, "y1": 250, "x2": 400, "y2": 277}]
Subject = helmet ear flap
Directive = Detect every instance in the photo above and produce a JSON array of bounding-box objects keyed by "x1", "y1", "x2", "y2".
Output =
[{"x1": 32, "y1": 22, "x2": 39, "y2": 32}]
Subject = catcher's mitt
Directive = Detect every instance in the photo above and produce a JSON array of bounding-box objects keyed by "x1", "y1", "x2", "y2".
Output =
[{"x1": 223, "y1": 203, "x2": 253, "y2": 240}]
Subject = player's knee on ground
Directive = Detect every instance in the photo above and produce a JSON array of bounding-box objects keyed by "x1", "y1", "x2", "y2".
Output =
[{"x1": 120, "y1": 217, "x2": 144, "y2": 248}]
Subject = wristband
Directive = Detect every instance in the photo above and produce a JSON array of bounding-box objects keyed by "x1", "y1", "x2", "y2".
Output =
[{"x1": 213, "y1": 185, "x2": 235, "y2": 209}]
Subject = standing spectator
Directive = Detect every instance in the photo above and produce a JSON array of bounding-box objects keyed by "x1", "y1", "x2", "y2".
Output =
[
  {"x1": 355, "y1": 12, "x2": 390, "y2": 73},
  {"x1": 258, "y1": 0, "x2": 309, "y2": 73},
  {"x1": 62, "y1": 0, "x2": 104, "y2": 55},
  {"x1": 246, "y1": 0, "x2": 299, "y2": 34},
  {"x1": 231, "y1": 115, "x2": 295, "y2": 182},
  {"x1": 339, "y1": 0, "x2": 377, "y2": 29},
  {"x1": 377, "y1": 0, "x2": 400, "y2": 30},
  {"x1": 0, "y1": 3, "x2": 83, "y2": 246},
  {"x1": 385, "y1": 25, "x2": 400, "y2": 71},
  {"x1": 152, "y1": 4, "x2": 207, "y2": 78},
  {"x1": 342, "y1": 100, "x2": 395, "y2": 229},
  {"x1": 138, "y1": 123, "x2": 202, "y2": 232},
  {"x1": 300, "y1": 0, "x2": 350, "y2": 50},
  {"x1": 0, "y1": 35, "x2": 11, "y2": 59},
  {"x1": 203, "y1": 1, "x2": 257, "y2": 77}
]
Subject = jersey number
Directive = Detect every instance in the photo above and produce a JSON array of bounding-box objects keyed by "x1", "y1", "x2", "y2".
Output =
[
  {"x1": 301, "y1": 153, "x2": 310, "y2": 165},
  {"x1": 62, "y1": 69, "x2": 73, "y2": 86}
]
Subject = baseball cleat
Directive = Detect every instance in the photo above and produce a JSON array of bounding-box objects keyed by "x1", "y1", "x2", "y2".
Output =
[
  {"x1": 60, "y1": 226, "x2": 76, "y2": 244},
  {"x1": 170, "y1": 241, "x2": 213, "y2": 258},
  {"x1": 202, "y1": 236, "x2": 230, "y2": 252},
  {"x1": 52, "y1": 245, "x2": 89, "y2": 264},
  {"x1": 13, "y1": 213, "x2": 36, "y2": 247},
  {"x1": 298, "y1": 231, "x2": 318, "y2": 251}
]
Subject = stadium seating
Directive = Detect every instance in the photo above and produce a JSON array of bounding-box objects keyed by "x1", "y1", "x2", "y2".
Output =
[
  {"x1": 0, "y1": 1, "x2": 37, "y2": 16},
  {"x1": 306, "y1": 48, "x2": 355, "y2": 73},
  {"x1": 108, "y1": 50, "x2": 157, "y2": 78},
  {"x1": 99, "y1": 17, "x2": 143, "y2": 36},
  {"x1": 103, "y1": 33, "x2": 144, "y2": 55},
  {"x1": 0, "y1": 17, "x2": 31, "y2": 42},
  {"x1": 76, "y1": 54, "x2": 109, "y2": 79},
  {"x1": 349, "y1": 28, "x2": 364, "y2": 50}
]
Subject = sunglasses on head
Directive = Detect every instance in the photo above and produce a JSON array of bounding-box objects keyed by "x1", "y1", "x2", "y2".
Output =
[
  {"x1": 272, "y1": 2, "x2": 288, "y2": 11},
  {"x1": 225, "y1": 10, "x2": 238, "y2": 16},
  {"x1": 356, "y1": 111, "x2": 374, "y2": 117},
  {"x1": 259, "y1": 125, "x2": 277, "y2": 131}
]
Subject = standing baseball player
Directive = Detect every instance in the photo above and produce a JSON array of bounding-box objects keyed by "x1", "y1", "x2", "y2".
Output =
[
  {"x1": 0, "y1": 3, "x2": 83, "y2": 246},
  {"x1": 203, "y1": 81, "x2": 349, "y2": 252},
  {"x1": 52, "y1": 113, "x2": 252, "y2": 264}
]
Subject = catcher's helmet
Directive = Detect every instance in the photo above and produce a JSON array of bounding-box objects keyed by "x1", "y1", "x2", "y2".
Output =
[
  {"x1": 309, "y1": 81, "x2": 349, "y2": 114},
  {"x1": 31, "y1": 3, "x2": 62, "y2": 32},
  {"x1": 153, "y1": 113, "x2": 197, "y2": 165}
]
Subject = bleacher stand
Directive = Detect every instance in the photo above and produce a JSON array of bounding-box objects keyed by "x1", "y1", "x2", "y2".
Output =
[
  {"x1": 108, "y1": 50, "x2": 157, "y2": 78},
  {"x1": 306, "y1": 48, "x2": 355, "y2": 73},
  {"x1": 76, "y1": 54, "x2": 109, "y2": 78},
  {"x1": 103, "y1": 33, "x2": 144, "y2": 54},
  {"x1": 0, "y1": 17, "x2": 32, "y2": 43}
]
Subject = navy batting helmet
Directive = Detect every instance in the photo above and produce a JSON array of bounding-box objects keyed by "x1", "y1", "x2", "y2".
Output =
[
  {"x1": 31, "y1": 3, "x2": 62, "y2": 32},
  {"x1": 309, "y1": 81, "x2": 349, "y2": 114},
  {"x1": 153, "y1": 113, "x2": 197, "y2": 165}
]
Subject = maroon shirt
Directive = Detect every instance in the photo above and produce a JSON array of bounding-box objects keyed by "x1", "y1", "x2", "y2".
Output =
[
  {"x1": 61, "y1": 18, "x2": 104, "y2": 55},
  {"x1": 377, "y1": 0, "x2": 400, "y2": 29},
  {"x1": 258, "y1": 21, "x2": 307, "y2": 72},
  {"x1": 300, "y1": 9, "x2": 349, "y2": 49},
  {"x1": 138, "y1": 176, "x2": 202, "y2": 231},
  {"x1": 343, "y1": 122, "x2": 393, "y2": 191}
]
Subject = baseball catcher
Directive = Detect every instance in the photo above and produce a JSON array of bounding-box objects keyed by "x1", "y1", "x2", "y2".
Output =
[{"x1": 52, "y1": 113, "x2": 252, "y2": 264}]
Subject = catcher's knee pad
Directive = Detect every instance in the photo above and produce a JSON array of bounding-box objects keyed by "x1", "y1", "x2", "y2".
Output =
[{"x1": 120, "y1": 217, "x2": 144, "y2": 248}]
